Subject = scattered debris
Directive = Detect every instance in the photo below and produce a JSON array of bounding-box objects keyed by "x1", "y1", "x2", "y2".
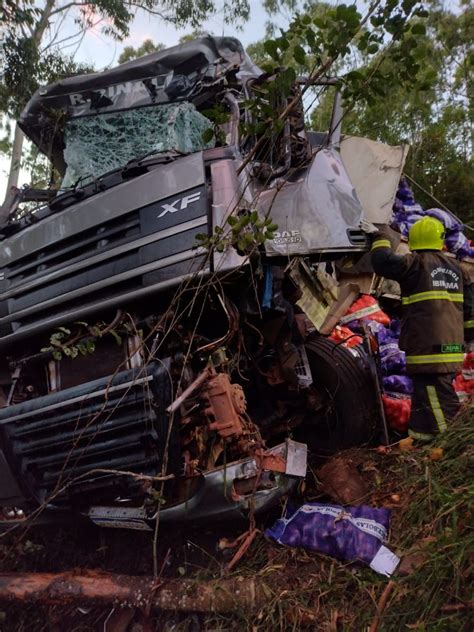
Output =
[
  {"x1": 398, "y1": 437, "x2": 415, "y2": 451},
  {"x1": 316, "y1": 456, "x2": 368, "y2": 505}
]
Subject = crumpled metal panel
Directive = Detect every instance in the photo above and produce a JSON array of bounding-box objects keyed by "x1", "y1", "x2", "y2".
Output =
[
  {"x1": 256, "y1": 148, "x2": 365, "y2": 256},
  {"x1": 19, "y1": 36, "x2": 261, "y2": 173},
  {"x1": 340, "y1": 135, "x2": 409, "y2": 224}
]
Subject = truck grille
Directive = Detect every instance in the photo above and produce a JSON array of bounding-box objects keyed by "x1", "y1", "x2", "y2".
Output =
[
  {"x1": 0, "y1": 154, "x2": 210, "y2": 346},
  {"x1": 0, "y1": 361, "x2": 174, "y2": 505}
]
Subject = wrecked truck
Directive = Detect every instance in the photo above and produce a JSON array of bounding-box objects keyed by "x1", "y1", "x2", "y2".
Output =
[{"x1": 0, "y1": 36, "x2": 401, "y2": 530}]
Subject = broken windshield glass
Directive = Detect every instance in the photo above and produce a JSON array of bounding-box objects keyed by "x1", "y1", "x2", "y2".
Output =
[{"x1": 61, "y1": 102, "x2": 215, "y2": 188}]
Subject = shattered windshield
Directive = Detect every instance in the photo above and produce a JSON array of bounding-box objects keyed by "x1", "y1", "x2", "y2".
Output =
[{"x1": 61, "y1": 102, "x2": 215, "y2": 188}]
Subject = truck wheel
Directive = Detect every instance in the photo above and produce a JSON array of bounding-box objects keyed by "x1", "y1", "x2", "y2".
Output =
[{"x1": 304, "y1": 336, "x2": 379, "y2": 454}]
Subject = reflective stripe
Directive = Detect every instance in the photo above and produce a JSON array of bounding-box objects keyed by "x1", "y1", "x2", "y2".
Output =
[
  {"x1": 408, "y1": 429, "x2": 436, "y2": 442},
  {"x1": 339, "y1": 303, "x2": 381, "y2": 324},
  {"x1": 371, "y1": 239, "x2": 391, "y2": 251},
  {"x1": 406, "y1": 353, "x2": 464, "y2": 365},
  {"x1": 402, "y1": 291, "x2": 463, "y2": 306},
  {"x1": 426, "y1": 385, "x2": 447, "y2": 433},
  {"x1": 464, "y1": 320, "x2": 474, "y2": 329}
]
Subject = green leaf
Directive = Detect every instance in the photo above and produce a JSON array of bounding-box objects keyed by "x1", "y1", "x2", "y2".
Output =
[
  {"x1": 414, "y1": 8, "x2": 429, "y2": 18},
  {"x1": 305, "y1": 28, "x2": 316, "y2": 49},
  {"x1": 411, "y1": 23, "x2": 426, "y2": 35},
  {"x1": 202, "y1": 128, "x2": 214, "y2": 143},
  {"x1": 110, "y1": 330, "x2": 122, "y2": 346},
  {"x1": 86, "y1": 340, "x2": 95, "y2": 354},
  {"x1": 366, "y1": 43, "x2": 379, "y2": 54},
  {"x1": 264, "y1": 40, "x2": 279, "y2": 61},
  {"x1": 413, "y1": 44, "x2": 427, "y2": 59},
  {"x1": 293, "y1": 44, "x2": 306, "y2": 65}
]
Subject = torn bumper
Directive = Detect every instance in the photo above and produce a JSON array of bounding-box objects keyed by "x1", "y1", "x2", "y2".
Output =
[{"x1": 88, "y1": 440, "x2": 307, "y2": 530}]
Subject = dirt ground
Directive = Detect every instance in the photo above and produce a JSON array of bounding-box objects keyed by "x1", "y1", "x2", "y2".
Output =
[{"x1": 0, "y1": 410, "x2": 472, "y2": 631}]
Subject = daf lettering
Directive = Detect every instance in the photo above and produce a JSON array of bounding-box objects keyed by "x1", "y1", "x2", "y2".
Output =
[
  {"x1": 157, "y1": 191, "x2": 201, "y2": 218},
  {"x1": 273, "y1": 230, "x2": 302, "y2": 244}
]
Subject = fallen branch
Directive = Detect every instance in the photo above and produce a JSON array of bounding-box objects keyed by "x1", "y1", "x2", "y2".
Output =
[
  {"x1": 440, "y1": 602, "x2": 473, "y2": 613},
  {"x1": 0, "y1": 571, "x2": 265, "y2": 614},
  {"x1": 369, "y1": 580, "x2": 396, "y2": 632},
  {"x1": 225, "y1": 528, "x2": 260, "y2": 572}
]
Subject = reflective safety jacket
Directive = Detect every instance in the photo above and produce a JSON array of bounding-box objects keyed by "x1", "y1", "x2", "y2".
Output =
[{"x1": 371, "y1": 230, "x2": 474, "y2": 374}]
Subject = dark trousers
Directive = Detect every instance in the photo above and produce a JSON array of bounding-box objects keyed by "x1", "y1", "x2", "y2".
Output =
[{"x1": 409, "y1": 374, "x2": 461, "y2": 440}]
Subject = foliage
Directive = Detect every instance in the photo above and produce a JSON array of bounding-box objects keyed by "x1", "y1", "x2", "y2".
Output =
[
  {"x1": 118, "y1": 39, "x2": 166, "y2": 64},
  {"x1": 0, "y1": 1, "x2": 250, "y2": 129},
  {"x1": 178, "y1": 29, "x2": 210, "y2": 44},
  {"x1": 40, "y1": 319, "x2": 131, "y2": 360},
  {"x1": 335, "y1": 1, "x2": 473, "y2": 223},
  {"x1": 195, "y1": 210, "x2": 277, "y2": 254},
  {"x1": 198, "y1": 2, "x2": 430, "y2": 257},
  {"x1": 246, "y1": 0, "x2": 472, "y2": 223}
]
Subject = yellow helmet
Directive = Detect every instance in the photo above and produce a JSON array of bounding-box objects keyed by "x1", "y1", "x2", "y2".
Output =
[{"x1": 408, "y1": 216, "x2": 445, "y2": 251}]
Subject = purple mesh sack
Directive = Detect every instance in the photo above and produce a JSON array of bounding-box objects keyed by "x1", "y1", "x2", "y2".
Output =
[
  {"x1": 383, "y1": 375, "x2": 413, "y2": 394},
  {"x1": 377, "y1": 328, "x2": 406, "y2": 374},
  {"x1": 391, "y1": 208, "x2": 425, "y2": 237},
  {"x1": 390, "y1": 319, "x2": 402, "y2": 337},
  {"x1": 425, "y1": 208, "x2": 462, "y2": 232},
  {"x1": 445, "y1": 231, "x2": 474, "y2": 260},
  {"x1": 396, "y1": 178, "x2": 416, "y2": 206},
  {"x1": 265, "y1": 503, "x2": 393, "y2": 570}
]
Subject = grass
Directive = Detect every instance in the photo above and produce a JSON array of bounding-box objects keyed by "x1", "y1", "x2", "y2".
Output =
[
  {"x1": 0, "y1": 408, "x2": 472, "y2": 631},
  {"x1": 202, "y1": 406, "x2": 474, "y2": 631}
]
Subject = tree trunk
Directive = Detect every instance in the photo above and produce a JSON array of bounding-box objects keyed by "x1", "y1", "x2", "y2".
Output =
[
  {"x1": 0, "y1": 571, "x2": 266, "y2": 613},
  {"x1": 4, "y1": 123, "x2": 24, "y2": 196},
  {"x1": 2, "y1": 0, "x2": 56, "y2": 206}
]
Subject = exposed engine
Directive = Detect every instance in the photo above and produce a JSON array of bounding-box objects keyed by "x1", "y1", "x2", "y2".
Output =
[{"x1": 0, "y1": 36, "x2": 382, "y2": 527}]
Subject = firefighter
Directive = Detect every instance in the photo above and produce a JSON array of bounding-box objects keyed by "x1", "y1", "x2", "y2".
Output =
[{"x1": 360, "y1": 216, "x2": 474, "y2": 442}]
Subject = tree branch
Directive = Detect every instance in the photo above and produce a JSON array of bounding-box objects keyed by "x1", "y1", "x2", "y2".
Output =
[{"x1": 49, "y1": 1, "x2": 87, "y2": 18}]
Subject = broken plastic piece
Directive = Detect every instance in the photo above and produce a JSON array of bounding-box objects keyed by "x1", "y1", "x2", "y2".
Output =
[
  {"x1": 255, "y1": 440, "x2": 307, "y2": 478},
  {"x1": 369, "y1": 545, "x2": 400, "y2": 577}
]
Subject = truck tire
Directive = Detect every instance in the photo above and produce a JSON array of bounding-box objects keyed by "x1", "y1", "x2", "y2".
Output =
[{"x1": 304, "y1": 336, "x2": 379, "y2": 453}]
